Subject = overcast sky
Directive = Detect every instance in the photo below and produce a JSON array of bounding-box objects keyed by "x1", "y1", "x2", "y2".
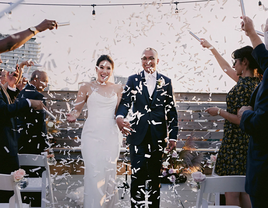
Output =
[{"x1": 0, "y1": 0, "x2": 267, "y2": 92}]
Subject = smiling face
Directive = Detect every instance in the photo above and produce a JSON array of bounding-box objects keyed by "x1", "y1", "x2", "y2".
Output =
[
  {"x1": 96, "y1": 60, "x2": 113, "y2": 83},
  {"x1": 141, "y1": 48, "x2": 159, "y2": 74}
]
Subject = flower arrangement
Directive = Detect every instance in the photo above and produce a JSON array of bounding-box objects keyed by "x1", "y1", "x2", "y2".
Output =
[
  {"x1": 13, "y1": 169, "x2": 26, "y2": 182},
  {"x1": 13, "y1": 169, "x2": 28, "y2": 189},
  {"x1": 46, "y1": 119, "x2": 61, "y2": 134},
  {"x1": 190, "y1": 171, "x2": 206, "y2": 191},
  {"x1": 160, "y1": 136, "x2": 204, "y2": 184},
  {"x1": 156, "y1": 77, "x2": 165, "y2": 88}
]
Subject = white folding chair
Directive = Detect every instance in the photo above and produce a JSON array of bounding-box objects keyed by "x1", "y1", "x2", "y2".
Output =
[
  {"x1": 0, "y1": 173, "x2": 29, "y2": 208},
  {"x1": 195, "y1": 175, "x2": 246, "y2": 208},
  {"x1": 18, "y1": 152, "x2": 55, "y2": 208}
]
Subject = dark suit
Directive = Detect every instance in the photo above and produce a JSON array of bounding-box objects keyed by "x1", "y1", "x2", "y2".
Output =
[
  {"x1": 240, "y1": 43, "x2": 268, "y2": 207},
  {"x1": 116, "y1": 71, "x2": 178, "y2": 207},
  {"x1": 16, "y1": 83, "x2": 48, "y2": 207},
  {"x1": 0, "y1": 84, "x2": 29, "y2": 202},
  {"x1": 17, "y1": 83, "x2": 48, "y2": 155}
]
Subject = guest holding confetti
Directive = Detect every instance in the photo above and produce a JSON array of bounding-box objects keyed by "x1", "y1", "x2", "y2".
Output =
[
  {"x1": 0, "y1": 19, "x2": 57, "y2": 202},
  {"x1": 239, "y1": 15, "x2": 268, "y2": 208},
  {"x1": 200, "y1": 38, "x2": 260, "y2": 207},
  {"x1": 67, "y1": 55, "x2": 123, "y2": 208}
]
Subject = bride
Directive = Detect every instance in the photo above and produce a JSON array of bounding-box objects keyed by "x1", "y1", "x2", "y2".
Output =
[{"x1": 67, "y1": 55, "x2": 123, "y2": 207}]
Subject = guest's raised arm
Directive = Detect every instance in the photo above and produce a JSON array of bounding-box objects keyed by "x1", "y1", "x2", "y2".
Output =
[
  {"x1": 200, "y1": 38, "x2": 239, "y2": 82},
  {"x1": 0, "y1": 19, "x2": 57, "y2": 53}
]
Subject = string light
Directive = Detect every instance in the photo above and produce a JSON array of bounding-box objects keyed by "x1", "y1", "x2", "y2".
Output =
[
  {"x1": 175, "y1": 2, "x2": 179, "y2": 13},
  {"x1": 258, "y1": 1, "x2": 262, "y2": 6},
  {"x1": 92, "y1": 4, "x2": 96, "y2": 16}
]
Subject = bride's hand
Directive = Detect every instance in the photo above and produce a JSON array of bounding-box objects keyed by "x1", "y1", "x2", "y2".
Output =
[
  {"x1": 66, "y1": 113, "x2": 77, "y2": 123},
  {"x1": 116, "y1": 117, "x2": 133, "y2": 135}
]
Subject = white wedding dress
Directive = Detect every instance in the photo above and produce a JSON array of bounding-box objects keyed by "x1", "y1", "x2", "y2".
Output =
[{"x1": 80, "y1": 90, "x2": 122, "y2": 207}]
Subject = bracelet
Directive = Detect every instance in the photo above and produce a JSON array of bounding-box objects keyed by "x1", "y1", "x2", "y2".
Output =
[
  {"x1": 208, "y1": 46, "x2": 214, "y2": 50},
  {"x1": 217, "y1": 108, "x2": 221, "y2": 115}
]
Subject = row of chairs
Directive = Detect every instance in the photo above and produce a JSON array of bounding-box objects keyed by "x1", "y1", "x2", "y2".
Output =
[{"x1": 0, "y1": 152, "x2": 54, "y2": 208}]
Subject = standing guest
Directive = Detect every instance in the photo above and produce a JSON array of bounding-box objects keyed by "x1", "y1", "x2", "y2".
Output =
[
  {"x1": 0, "y1": 68, "x2": 7, "y2": 85},
  {"x1": 116, "y1": 47, "x2": 178, "y2": 208},
  {"x1": 238, "y1": 16, "x2": 268, "y2": 208},
  {"x1": 4, "y1": 60, "x2": 34, "y2": 102},
  {"x1": 17, "y1": 70, "x2": 49, "y2": 207},
  {"x1": 0, "y1": 19, "x2": 57, "y2": 202},
  {"x1": 200, "y1": 39, "x2": 260, "y2": 208}
]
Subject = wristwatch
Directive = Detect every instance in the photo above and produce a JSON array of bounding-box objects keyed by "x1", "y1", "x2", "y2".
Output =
[
  {"x1": 29, "y1": 27, "x2": 37, "y2": 35},
  {"x1": 217, "y1": 108, "x2": 221, "y2": 115}
]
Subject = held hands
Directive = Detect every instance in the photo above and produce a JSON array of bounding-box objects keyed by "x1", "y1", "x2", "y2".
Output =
[
  {"x1": 35, "y1": 19, "x2": 58, "y2": 33},
  {"x1": 116, "y1": 117, "x2": 133, "y2": 136},
  {"x1": 238, "y1": 106, "x2": 253, "y2": 118}
]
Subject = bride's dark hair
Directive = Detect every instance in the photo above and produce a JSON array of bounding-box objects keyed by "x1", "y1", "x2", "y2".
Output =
[{"x1": 96, "y1": 55, "x2": 114, "y2": 69}]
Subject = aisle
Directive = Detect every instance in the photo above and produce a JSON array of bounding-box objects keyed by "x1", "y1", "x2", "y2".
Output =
[{"x1": 51, "y1": 174, "x2": 212, "y2": 208}]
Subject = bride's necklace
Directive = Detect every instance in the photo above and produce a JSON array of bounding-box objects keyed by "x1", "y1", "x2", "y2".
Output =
[{"x1": 96, "y1": 80, "x2": 106, "y2": 85}]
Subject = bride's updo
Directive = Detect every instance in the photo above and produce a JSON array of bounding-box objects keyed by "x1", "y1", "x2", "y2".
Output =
[{"x1": 96, "y1": 55, "x2": 114, "y2": 70}]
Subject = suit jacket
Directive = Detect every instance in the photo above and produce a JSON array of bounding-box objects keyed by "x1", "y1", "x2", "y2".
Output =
[
  {"x1": 116, "y1": 71, "x2": 178, "y2": 148},
  {"x1": 0, "y1": 84, "x2": 29, "y2": 174},
  {"x1": 17, "y1": 84, "x2": 48, "y2": 154},
  {"x1": 240, "y1": 43, "x2": 268, "y2": 195}
]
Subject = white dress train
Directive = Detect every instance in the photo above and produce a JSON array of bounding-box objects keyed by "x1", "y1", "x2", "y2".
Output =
[{"x1": 81, "y1": 90, "x2": 122, "y2": 208}]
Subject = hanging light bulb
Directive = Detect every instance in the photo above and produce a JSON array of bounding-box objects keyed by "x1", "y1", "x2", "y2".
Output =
[
  {"x1": 258, "y1": 1, "x2": 263, "y2": 11},
  {"x1": 175, "y1": 2, "x2": 179, "y2": 14},
  {"x1": 92, "y1": 4, "x2": 96, "y2": 16},
  {"x1": 259, "y1": 1, "x2": 262, "y2": 6}
]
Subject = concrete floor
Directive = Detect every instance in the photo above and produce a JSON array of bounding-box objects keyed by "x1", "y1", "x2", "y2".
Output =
[{"x1": 49, "y1": 174, "x2": 212, "y2": 208}]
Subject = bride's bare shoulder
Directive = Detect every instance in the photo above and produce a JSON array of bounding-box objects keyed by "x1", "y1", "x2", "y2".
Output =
[{"x1": 111, "y1": 83, "x2": 123, "y2": 94}]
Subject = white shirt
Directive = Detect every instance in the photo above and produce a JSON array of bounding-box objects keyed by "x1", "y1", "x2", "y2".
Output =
[
  {"x1": 265, "y1": 31, "x2": 268, "y2": 50},
  {"x1": 144, "y1": 70, "x2": 156, "y2": 97}
]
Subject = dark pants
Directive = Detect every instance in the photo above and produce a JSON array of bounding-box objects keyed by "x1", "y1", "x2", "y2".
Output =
[
  {"x1": 129, "y1": 128, "x2": 163, "y2": 208},
  {"x1": 250, "y1": 194, "x2": 265, "y2": 208}
]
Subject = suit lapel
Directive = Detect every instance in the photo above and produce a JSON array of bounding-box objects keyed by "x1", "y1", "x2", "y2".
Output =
[
  {"x1": 140, "y1": 71, "x2": 150, "y2": 103},
  {"x1": 151, "y1": 72, "x2": 160, "y2": 105},
  {"x1": 0, "y1": 83, "x2": 12, "y2": 104}
]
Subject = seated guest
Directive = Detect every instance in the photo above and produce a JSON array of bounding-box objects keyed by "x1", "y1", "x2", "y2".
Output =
[
  {"x1": 0, "y1": 19, "x2": 57, "y2": 202},
  {"x1": 17, "y1": 70, "x2": 49, "y2": 207},
  {"x1": 238, "y1": 16, "x2": 268, "y2": 208}
]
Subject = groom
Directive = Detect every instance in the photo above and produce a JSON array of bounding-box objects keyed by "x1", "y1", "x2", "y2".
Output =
[{"x1": 116, "y1": 47, "x2": 178, "y2": 207}]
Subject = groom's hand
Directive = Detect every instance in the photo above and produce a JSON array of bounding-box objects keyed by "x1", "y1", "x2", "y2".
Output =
[
  {"x1": 167, "y1": 140, "x2": 177, "y2": 152},
  {"x1": 116, "y1": 117, "x2": 133, "y2": 136}
]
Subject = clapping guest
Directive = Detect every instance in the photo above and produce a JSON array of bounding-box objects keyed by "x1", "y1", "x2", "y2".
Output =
[
  {"x1": 200, "y1": 39, "x2": 260, "y2": 207},
  {"x1": 0, "y1": 19, "x2": 57, "y2": 202},
  {"x1": 5, "y1": 60, "x2": 34, "y2": 102},
  {"x1": 238, "y1": 16, "x2": 268, "y2": 208}
]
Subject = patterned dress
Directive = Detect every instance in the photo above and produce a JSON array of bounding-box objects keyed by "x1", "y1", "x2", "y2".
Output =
[{"x1": 215, "y1": 76, "x2": 260, "y2": 175}]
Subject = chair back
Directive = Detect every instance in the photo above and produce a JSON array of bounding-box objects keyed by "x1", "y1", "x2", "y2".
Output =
[
  {"x1": 0, "y1": 174, "x2": 24, "y2": 208},
  {"x1": 18, "y1": 152, "x2": 54, "y2": 208},
  {"x1": 196, "y1": 175, "x2": 246, "y2": 208}
]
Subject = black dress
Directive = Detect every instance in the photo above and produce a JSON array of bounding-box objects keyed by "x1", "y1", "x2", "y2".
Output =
[{"x1": 215, "y1": 76, "x2": 259, "y2": 176}]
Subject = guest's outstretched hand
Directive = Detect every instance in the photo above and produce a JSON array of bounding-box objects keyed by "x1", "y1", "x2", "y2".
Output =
[
  {"x1": 167, "y1": 140, "x2": 177, "y2": 152},
  {"x1": 241, "y1": 16, "x2": 255, "y2": 37},
  {"x1": 35, "y1": 19, "x2": 58, "y2": 33},
  {"x1": 67, "y1": 112, "x2": 78, "y2": 123},
  {"x1": 30, "y1": 99, "x2": 44, "y2": 110},
  {"x1": 200, "y1": 38, "x2": 212, "y2": 49}
]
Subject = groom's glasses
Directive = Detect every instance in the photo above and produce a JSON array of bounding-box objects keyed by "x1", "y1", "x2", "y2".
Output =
[{"x1": 141, "y1": 56, "x2": 155, "y2": 61}]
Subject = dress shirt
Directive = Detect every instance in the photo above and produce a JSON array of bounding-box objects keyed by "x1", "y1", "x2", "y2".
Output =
[
  {"x1": 144, "y1": 70, "x2": 156, "y2": 97},
  {"x1": 265, "y1": 31, "x2": 268, "y2": 50}
]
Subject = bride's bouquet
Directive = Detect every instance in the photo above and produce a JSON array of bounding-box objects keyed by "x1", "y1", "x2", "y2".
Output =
[{"x1": 160, "y1": 136, "x2": 204, "y2": 184}]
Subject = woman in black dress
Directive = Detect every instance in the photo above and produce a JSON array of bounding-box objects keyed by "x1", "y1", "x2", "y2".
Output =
[{"x1": 201, "y1": 38, "x2": 261, "y2": 208}]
